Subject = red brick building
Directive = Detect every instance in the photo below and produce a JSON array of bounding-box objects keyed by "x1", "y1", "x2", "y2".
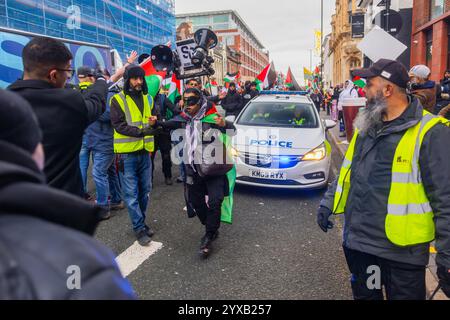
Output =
[
  {"x1": 176, "y1": 10, "x2": 270, "y2": 81},
  {"x1": 411, "y1": 0, "x2": 450, "y2": 81}
]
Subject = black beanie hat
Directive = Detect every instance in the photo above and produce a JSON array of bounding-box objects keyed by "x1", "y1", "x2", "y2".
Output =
[
  {"x1": 124, "y1": 65, "x2": 145, "y2": 80},
  {"x1": 0, "y1": 89, "x2": 42, "y2": 154},
  {"x1": 124, "y1": 65, "x2": 148, "y2": 95}
]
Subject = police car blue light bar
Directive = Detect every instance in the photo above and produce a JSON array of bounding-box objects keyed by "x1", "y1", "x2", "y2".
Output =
[{"x1": 259, "y1": 91, "x2": 309, "y2": 95}]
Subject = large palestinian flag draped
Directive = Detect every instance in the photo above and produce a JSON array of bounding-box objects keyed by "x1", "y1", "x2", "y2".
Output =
[
  {"x1": 255, "y1": 63, "x2": 271, "y2": 91},
  {"x1": 140, "y1": 57, "x2": 167, "y2": 99},
  {"x1": 201, "y1": 113, "x2": 236, "y2": 224}
]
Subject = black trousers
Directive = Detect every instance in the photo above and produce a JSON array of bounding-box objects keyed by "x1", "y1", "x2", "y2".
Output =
[
  {"x1": 187, "y1": 173, "x2": 226, "y2": 238},
  {"x1": 343, "y1": 246, "x2": 426, "y2": 300},
  {"x1": 151, "y1": 132, "x2": 172, "y2": 179}
]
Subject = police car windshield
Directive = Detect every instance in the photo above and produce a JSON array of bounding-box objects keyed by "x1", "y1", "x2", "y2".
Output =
[{"x1": 237, "y1": 102, "x2": 319, "y2": 128}]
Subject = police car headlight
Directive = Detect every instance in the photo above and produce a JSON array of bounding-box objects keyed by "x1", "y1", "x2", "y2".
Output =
[
  {"x1": 230, "y1": 146, "x2": 240, "y2": 158},
  {"x1": 302, "y1": 143, "x2": 326, "y2": 161}
]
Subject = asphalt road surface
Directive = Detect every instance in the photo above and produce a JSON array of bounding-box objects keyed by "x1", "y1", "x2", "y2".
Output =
[{"x1": 94, "y1": 144, "x2": 352, "y2": 300}]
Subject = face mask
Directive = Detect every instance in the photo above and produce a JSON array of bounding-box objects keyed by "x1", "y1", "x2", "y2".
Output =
[{"x1": 184, "y1": 96, "x2": 201, "y2": 106}]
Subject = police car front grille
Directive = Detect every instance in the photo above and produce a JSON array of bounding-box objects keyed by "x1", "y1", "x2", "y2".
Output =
[
  {"x1": 237, "y1": 177, "x2": 302, "y2": 185},
  {"x1": 241, "y1": 153, "x2": 300, "y2": 169}
]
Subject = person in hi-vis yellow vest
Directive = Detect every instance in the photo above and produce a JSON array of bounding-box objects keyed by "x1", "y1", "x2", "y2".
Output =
[
  {"x1": 110, "y1": 65, "x2": 160, "y2": 246},
  {"x1": 317, "y1": 59, "x2": 450, "y2": 300}
]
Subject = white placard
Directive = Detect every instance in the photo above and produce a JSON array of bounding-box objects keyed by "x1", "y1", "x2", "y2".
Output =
[
  {"x1": 176, "y1": 38, "x2": 196, "y2": 70},
  {"x1": 357, "y1": 27, "x2": 407, "y2": 62}
]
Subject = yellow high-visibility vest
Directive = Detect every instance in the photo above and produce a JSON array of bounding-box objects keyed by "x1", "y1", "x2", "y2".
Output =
[
  {"x1": 78, "y1": 82, "x2": 93, "y2": 91},
  {"x1": 112, "y1": 91, "x2": 155, "y2": 154},
  {"x1": 333, "y1": 111, "x2": 449, "y2": 246}
]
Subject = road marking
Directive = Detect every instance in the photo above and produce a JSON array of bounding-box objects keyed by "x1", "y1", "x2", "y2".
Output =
[{"x1": 116, "y1": 241, "x2": 163, "y2": 278}]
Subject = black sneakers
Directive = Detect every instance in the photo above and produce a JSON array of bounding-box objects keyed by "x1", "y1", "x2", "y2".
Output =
[
  {"x1": 199, "y1": 231, "x2": 219, "y2": 258},
  {"x1": 97, "y1": 206, "x2": 111, "y2": 221},
  {"x1": 145, "y1": 225, "x2": 155, "y2": 238},
  {"x1": 165, "y1": 177, "x2": 173, "y2": 185},
  {"x1": 136, "y1": 229, "x2": 152, "y2": 246}
]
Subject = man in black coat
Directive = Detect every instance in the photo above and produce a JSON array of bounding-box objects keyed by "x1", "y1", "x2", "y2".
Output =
[
  {"x1": 151, "y1": 91, "x2": 181, "y2": 185},
  {"x1": 8, "y1": 36, "x2": 108, "y2": 197},
  {"x1": 221, "y1": 82, "x2": 243, "y2": 117},
  {"x1": 0, "y1": 90, "x2": 135, "y2": 300},
  {"x1": 241, "y1": 81, "x2": 259, "y2": 110}
]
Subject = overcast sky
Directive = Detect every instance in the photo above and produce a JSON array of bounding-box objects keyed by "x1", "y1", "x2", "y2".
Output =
[{"x1": 175, "y1": 0, "x2": 335, "y2": 82}]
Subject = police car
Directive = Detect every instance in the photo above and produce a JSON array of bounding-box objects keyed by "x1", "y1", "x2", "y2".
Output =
[{"x1": 226, "y1": 91, "x2": 336, "y2": 189}]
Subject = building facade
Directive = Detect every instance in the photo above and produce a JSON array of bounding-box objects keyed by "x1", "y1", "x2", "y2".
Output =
[
  {"x1": 330, "y1": 0, "x2": 364, "y2": 86},
  {"x1": 358, "y1": 0, "x2": 413, "y2": 69},
  {"x1": 176, "y1": 10, "x2": 269, "y2": 81},
  {"x1": 411, "y1": 0, "x2": 450, "y2": 81},
  {"x1": 322, "y1": 33, "x2": 334, "y2": 88},
  {"x1": 0, "y1": 0, "x2": 176, "y2": 60}
]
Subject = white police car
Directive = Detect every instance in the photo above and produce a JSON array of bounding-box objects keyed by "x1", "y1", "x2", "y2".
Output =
[{"x1": 227, "y1": 91, "x2": 336, "y2": 189}]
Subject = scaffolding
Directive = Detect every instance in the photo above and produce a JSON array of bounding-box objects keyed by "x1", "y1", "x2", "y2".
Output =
[{"x1": 0, "y1": 0, "x2": 175, "y2": 59}]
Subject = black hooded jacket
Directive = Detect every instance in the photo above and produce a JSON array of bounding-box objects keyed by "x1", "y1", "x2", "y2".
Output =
[
  {"x1": 8, "y1": 79, "x2": 108, "y2": 196},
  {"x1": 0, "y1": 141, "x2": 135, "y2": 299}
]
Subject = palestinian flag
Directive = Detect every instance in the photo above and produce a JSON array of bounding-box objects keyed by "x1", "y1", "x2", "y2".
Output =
[
  {"x1": 285, "y1": 67, "x2": 294, "y2": 88},
  {"x1": 255, "y1": 63, "x2": 271, "y2": 91},
  {"x1": 205, "y1": 80, "x2": 218, "y2": 89},
  {"x1": 201, "y1": 113, "x2": 236, "y2": 224},
  {"x1": 353, "y1": 76, "x2": 366, "y2": 89},
  {"x1": 224, "y1": 71, "x2": 240, "y2": 84},
  {"x1": 140, "y1": 56, "x2": 167, "y2": 99},
  {"x1": 162, "y1": 77, "x2": 171, "y2": 91},
  {"x1": 168, "y1": 74, "x2": 182, "y2": 104}
]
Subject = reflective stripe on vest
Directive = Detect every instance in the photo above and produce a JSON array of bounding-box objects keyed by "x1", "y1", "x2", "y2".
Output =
[
  {"x1": 333, "y1": 111, "x2": 449, "y2": 246},
  {"x1": 292, "y1": 118, "x2": 306, "y2": 125},
  {"x1": 112, "y1": 92, "x2": 154, "y2": 154},
  {"x1": 78, "y1": 82, "x2": 93, "y2": 91}
]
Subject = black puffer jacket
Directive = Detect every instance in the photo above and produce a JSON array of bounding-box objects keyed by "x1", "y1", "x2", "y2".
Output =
[
  {"x1": 221, "y1": 90, "x2": 243, "y2": 116},
  {"x1": 321, "y1": 97, "x2": 450, "y2": 267},
  {"x1": 0, "y1": 141, "x2": 135, "y2": 300}
]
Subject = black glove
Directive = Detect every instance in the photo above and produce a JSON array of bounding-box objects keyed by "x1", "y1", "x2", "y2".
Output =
[
  {"x1": 317, "y1": 206, "x2": 334, "y2": 233},
  {"x1": 437, "y1": 265, "x2": 450, "y2": 298}
]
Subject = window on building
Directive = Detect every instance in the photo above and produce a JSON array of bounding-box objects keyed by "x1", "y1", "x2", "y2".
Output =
[
  {"x1": 348, "y1": 0, "x2": 353, "y2": 23},
  {"x1": 213, "y1": 14, "x2": 229, "y2": 23},
  {"x1": 426, "y1": 29, "x2": 433, "y2": 67},
  {"x1": 213, "y1": 23, "x2": 229, "y2": 30},
  {"x1": 191, "y1": 16, "x2": 210, "y2": 25},
  {"x1": 430, "y1": 0, "x2": 445, "y2": 20},
  {"x1": 224, "y1": 36, "x2": 235, "y2": 46}
]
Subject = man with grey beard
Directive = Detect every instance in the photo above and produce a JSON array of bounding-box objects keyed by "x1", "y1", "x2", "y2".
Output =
[{"x1": 317, "y1": 59, "x2": 450, "y2": 300}]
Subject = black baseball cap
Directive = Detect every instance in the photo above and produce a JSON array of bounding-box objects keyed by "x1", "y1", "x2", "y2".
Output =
[{"x1": 352, "y1": 59, "x2": 410, "y2": 89}]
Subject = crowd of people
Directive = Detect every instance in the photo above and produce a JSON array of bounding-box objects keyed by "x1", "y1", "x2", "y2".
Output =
[
  {"x1": 0, "y1": 36, "x2": 246, "y2": 299},
  {"x1": 0, "y1": 35, "x2": 449, "y2": 301}
]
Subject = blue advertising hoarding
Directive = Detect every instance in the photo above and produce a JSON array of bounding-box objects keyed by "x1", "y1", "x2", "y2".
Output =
[{"x1": 0, "y1": 28, "x2": 111, "y2": 88}]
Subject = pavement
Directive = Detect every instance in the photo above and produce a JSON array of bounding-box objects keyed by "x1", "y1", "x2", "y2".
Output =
[{"x1": 323, "y1": 111, "x2": 448, "y2": 300}]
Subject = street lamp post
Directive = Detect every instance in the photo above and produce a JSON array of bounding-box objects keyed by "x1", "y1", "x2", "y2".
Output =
[{"x1": 320, "y1": 0, "x2": 324, "y2": 89}]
